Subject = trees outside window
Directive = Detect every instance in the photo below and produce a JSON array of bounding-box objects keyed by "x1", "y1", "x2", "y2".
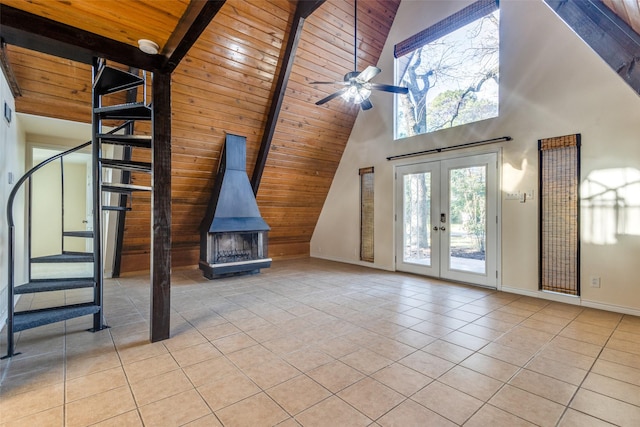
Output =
[{"x1": 395, "y1": 8, "x2": 499, "y2": 139}]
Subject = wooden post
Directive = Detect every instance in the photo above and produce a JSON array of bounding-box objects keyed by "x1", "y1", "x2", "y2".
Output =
[{"x1": 151, "y1": 71, "x2": 172, "y2": 342}]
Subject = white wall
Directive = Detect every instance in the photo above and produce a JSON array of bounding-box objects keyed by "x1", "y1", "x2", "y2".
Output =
[
  {"x1": 312, "y1": 0, "x2": 640, "y2": 314},
  {"x1": 1, "y1": 70, "x2": 26, "y2": 328},
  {"x1": 30, "y1": 159, "x2": 88, "y2": 256}
]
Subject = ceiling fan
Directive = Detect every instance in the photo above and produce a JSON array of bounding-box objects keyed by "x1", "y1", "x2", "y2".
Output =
[{"x1": 311, "y1": 0, "x2": 408, "y2": 110}]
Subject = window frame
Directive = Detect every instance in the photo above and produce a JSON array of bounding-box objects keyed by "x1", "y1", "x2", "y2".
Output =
[{"x1": 394, "y1": 0, "x2": 500, "y2": 139}]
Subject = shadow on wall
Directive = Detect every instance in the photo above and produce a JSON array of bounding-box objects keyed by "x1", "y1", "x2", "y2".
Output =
[{"x1": 581, "y1": 167, "x2": 640, "y2": 245}]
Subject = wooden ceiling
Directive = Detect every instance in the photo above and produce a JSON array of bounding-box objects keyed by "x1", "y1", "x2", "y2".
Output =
[
  {"x1": 1, "y1": 0, "x2": 401, "y2": 272},
  {"x1": 603, "y1": 0, "x2": 640, "y2": 35},
  {"x1": 1, "y1": 0, "x2": 191, "y2": 51}
]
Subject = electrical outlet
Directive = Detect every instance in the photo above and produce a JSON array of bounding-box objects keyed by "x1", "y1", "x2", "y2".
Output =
[{"x1": 590, "y1": 277, "x2": 601, "y2": 288}]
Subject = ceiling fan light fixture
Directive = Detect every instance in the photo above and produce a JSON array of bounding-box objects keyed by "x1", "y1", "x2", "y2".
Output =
[
  {"x1": 342, "y1": 84, "x2": 371, "y2": 104},
  {"x1": 138, "y1": 39, "x2": 159, "y2": 55},
  {"x1": 311, "y1": 0, "x2": 406, "y2": 109}
]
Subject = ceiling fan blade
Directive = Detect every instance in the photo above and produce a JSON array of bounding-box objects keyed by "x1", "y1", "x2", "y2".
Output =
[
  {"x1": 311, "y1": 81, "x2": 349, "y2": 85},
  {"x1": 357, "y1": 66, "x2": 381, "y2": 82},
  {"x1": 369, "y1": 83, "x2": 409, "y2": 94},
  {"x1": 315, "y1": 87, "x2": 349, "y2": 106},
  {"x1": 361, "y1": 99, "x2": 373, "y2": 110}
]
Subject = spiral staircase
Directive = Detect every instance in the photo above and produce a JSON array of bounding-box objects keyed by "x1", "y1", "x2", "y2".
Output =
[{"x1": 3, "y1": 60, "x2": 153, "y2": 358}]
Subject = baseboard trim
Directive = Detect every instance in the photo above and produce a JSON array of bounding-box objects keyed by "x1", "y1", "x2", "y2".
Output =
[
  {"x1": 501, "y1": 285, "x2": 640, "y2": 316},
  {"x1": 580, "y1": 299, "x2": 640, "y2": 317},
  {"x1": 310, "y1": 254, "x2": 394, "y2": 271}
]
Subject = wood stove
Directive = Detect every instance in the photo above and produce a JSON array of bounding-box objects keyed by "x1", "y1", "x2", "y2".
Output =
[{"x1": 199, "y1": 134, "x2": 271, "y2": 279}]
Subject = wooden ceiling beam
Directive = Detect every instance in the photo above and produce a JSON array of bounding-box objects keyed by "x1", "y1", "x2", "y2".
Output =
[
  {"x1": 0, "y1": 41, "x2": 22, "y2": 98},
  {"x1": 545, "y1": 0, "x2": 640, "y2": 96},
  {"x1": 161, "y1": 0, "x2": 226, "y2": 73},
  {"x1": 0, "y1": 5, "x2": 163, "y2": 70},
  {"x1": 251, "y1": 0, "x2": 327, "y2": 195}
]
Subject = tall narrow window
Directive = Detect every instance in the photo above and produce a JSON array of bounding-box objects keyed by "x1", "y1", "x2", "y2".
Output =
[
  {"x1": 394, "y1": 0, "x2": 499, "y2": 139},
  {"x1": 360, "y1": 167, "x2": 374, "y2": 262},
  {"x1": 539, "y1": 134, "x2": 581, "y2": 295}
]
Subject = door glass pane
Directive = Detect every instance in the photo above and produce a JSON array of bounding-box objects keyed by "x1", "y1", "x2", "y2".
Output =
[
  {"x1": 449, "y1": 166, "x2": 486, "y2": 274},
  {"x1": 403, "y1": 173, "x2": 431, "y2": 266}
]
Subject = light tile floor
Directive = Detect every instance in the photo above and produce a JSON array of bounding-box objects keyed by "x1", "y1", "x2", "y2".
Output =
[{"x1": 1, "y1": 258, "x2": 640, "y2": 426}]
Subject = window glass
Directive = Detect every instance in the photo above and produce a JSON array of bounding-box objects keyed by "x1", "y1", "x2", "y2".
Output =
[{"x1": 395, "y1": 5, "x2": 499, "y2": 139}]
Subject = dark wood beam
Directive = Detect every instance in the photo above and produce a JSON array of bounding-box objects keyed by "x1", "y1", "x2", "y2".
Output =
[
  {"x1": 161, "y1": 0, "x2": 226, "y2": 73},
  {"x1": 150, "y1": 71, "x2": 172, "y2": 342},
  {"x1": 251, "y1": 0, "x2": 326, "y2": 194},
  {"x1": 0, "y1": 41, "x2": 22, "y2": 98},
  {"x1": 544, "y1": 0, "x2": 640, "y2": 96},
  {"x1": 0, "y1": 5, "x2": 163, "y2": 70}
]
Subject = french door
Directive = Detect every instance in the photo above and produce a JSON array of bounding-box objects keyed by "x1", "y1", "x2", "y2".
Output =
[{"x1": 395, "y1": 153, "x2": 498, "y2": 288}]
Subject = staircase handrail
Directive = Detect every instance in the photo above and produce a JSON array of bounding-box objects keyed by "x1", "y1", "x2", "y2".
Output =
[
  {"x1": 4, "y1": 120, "x2": 133, "y2": 358},
  {"x1": 6, "y1": 121, "x2": 133, "y2": 227}
]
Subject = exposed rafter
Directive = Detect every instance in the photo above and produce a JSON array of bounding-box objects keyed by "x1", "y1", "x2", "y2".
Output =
[
  {"x1": 0, "y1": 41, "x2": 21, "y2": 98},
  {"x1": 0, "y1": 1, "x2": 226, "y2": 73},
  {"x1": 161, "y1": 0, "x2": 226, "y2": 73},
  {"x1": 544, "y1": 0, "x2": 640, "y2": 96},
  {"x1": 0, "y1": 5, "x2": 163, "y2": 70},
  {"x1": 251, "y1": 0, "x2": 327, "y2": 195}
]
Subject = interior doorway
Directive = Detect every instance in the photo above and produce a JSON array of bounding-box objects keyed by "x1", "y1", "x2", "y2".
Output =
[
  {"x1": 395, "y1": 152, "x2": 499, "y2": 288},
  {"x1": 30, "y1": 146, "x2": 93, "y2": 279}
]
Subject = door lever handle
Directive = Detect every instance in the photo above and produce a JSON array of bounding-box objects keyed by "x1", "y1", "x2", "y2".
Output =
[
  {"x1": 433, "y1": 226, "x2": 438, "y2": 231},
  {"x1": 440, "y1": 226, "x2": 446, "y2": 231}
]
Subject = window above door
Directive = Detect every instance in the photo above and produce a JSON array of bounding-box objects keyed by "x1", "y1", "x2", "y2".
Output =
[{"x1": 394, "y1": 0, "x2": 500, "y2": 140}]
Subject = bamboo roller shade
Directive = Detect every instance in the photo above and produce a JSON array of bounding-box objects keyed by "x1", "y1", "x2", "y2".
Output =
[
  {"x1": 539, "y1": 134, "x2": 581, "y2": 295},
  {"x1": 360, "y1": 167, "x2": 374, "y2": 263}
]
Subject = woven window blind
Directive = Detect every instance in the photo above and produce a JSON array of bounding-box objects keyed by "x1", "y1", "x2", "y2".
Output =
[
  {"x1": 539, "y1": 134, "x2": 581, "y2": 295},
  {"x1": 394, "y1": 0, "x2": 498, "y2": 58},
  {"x1": 360, "y1": 167, "x2": 374, "y2": 262}
]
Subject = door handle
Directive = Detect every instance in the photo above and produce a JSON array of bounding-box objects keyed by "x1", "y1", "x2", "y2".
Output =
[
  {"x1": 82, "y1": 220, "x2": 88, "y2": 224},
  {"x1": 433, "y1": 226, "x2": 439, "y2": 231},
  {"x1": 440, "y1": 226, "x2": 446, "y2": 231}
]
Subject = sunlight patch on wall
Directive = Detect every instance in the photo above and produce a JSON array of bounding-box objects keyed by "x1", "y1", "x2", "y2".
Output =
[
  {"x1": 502, "y1": 158, "x2": 527, "y2": 192},
  {"x1": 581, "y1": 168, "x2": 640, "y2": 244}
]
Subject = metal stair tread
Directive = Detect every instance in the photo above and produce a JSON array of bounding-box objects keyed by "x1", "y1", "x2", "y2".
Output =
[
  {"x1": 63, "y1": 230, "x2": 94, "y2": 238},
  {"x1": 94, "y1": 66, "x2": 144, "y2": 95},
  {"x1": 101, "y1": 158, "x2": 152, "y2": 173},
  {"x1": 102, "y1": 183, "x2": 152, "y2": 193},
  {"x1": 98, "y1": 134, "x2": 152, "y2": 148},
  {"x1": 94, "y1": 103, "x2": 151, "y2": 120},
  {"x1": 14, "y1": 304, "x2": 101, "y2": 332},
  {"x1": 31, "y1": 252, "x2": 94, "y2": 263},
  {"x1": 15, "y1": 278, "x2": 96, "y2": 294}
]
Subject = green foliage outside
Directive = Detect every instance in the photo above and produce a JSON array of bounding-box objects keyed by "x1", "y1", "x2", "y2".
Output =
[{"x1": 450, "y1": 167, "x2": 486, "y2": 253}]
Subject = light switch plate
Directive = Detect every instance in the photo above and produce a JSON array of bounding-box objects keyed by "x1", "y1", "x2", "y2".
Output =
[{"x1": 505, "y1": 191, "x2": 520, "y2": 200}]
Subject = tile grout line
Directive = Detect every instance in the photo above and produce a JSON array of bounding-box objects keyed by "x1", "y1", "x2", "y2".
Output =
[{"x1": 556, "y1": 314, "x2": 627, "y2": 426}]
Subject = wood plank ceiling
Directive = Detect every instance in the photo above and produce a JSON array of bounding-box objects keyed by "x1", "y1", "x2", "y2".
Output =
[
  {"x1": 1, "y1": 0, "x2": 401, "y2": 272},
  {"x1": 602, "y1": 0, "x2": 640, "y2": 35}
]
